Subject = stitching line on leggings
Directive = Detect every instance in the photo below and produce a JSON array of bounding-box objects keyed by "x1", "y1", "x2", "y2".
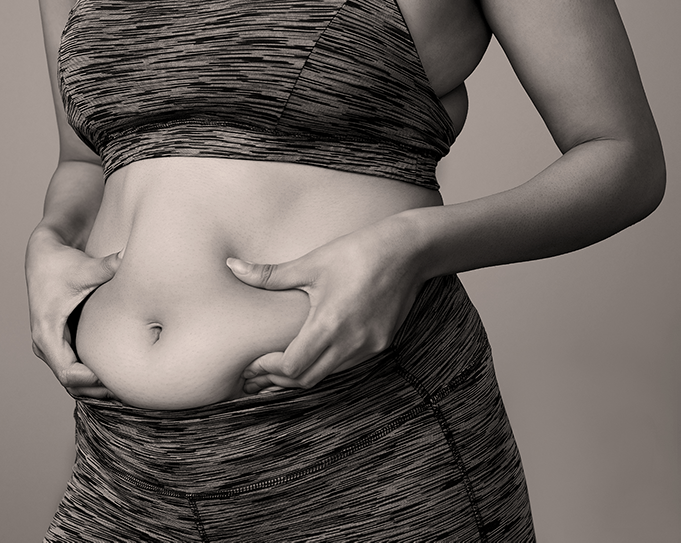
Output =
[
  {"x1": 187, "y1": 495, "x2": 209, "y2": 543},
  {"x1": 199, "y1": 402, "x2": 429, "y2": 500},
  {"x1": 395, "y1": 357, "x2": 480, "y2": 405},
  {"x1": 395, "y1": 362, "x2": 488, "y2": 543},
  {"x1": 107, "y1": 403, "x2": 428, "y2": 501}
]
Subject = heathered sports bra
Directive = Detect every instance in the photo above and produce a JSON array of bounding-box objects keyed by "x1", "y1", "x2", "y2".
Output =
[{"x1": 58, "y1": 0, "x2": 456, "y2": 188}]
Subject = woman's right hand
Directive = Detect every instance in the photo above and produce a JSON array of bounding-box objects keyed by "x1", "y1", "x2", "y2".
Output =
[{"x1": 25, "y1": 227, "x2": 122, "y2": 399}]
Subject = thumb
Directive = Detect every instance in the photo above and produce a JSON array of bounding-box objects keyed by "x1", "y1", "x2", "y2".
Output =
[
  {"x1": 83, "y1": 249, "x2": 123, "y2": 287},
  {"x1": 226, "y1": 257, "x2": 302, "y2": 291}
]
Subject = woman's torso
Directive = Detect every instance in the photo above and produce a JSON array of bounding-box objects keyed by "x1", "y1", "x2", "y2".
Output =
[{"x1": 71, "y1": 0, "x2": 492, "y2": 409}]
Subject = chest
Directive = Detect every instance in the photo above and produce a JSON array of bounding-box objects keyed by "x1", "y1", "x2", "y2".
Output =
[
  {"x1": 58, "y1": 0, "x2": 458, "y2": 186},
  {"x1": 59, "y1": 0, "x2": 455, "y2": 137},
  {"x1": 396, "y1": 0, "x2": 491, "y2": 96}
]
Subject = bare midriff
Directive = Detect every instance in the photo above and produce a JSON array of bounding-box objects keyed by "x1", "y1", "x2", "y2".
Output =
[{"x1": 76, "y1": 157, "x2": 443, "y2": 409}]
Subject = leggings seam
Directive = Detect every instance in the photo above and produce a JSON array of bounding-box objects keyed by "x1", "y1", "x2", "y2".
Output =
[
  {"x1": 187, "y1": 495, "x2": 209, "y2": 543},
  {"x1": 199, "y1": 404, "x2": 427, "y2": 500},
  {"x1": 395, "y1": 362, "x2": 488, "y2": 543},
  {"x1": 395, "y1": 357, "x2": 481, "y2": 405},
  {"x1": 103, "y1": 402, "x2": 429, "y2": 501}
]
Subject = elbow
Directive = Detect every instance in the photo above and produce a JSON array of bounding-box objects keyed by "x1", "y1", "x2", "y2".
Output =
[
  {"x1": 629, "y1": 138, "x2": 666, "y2": 223},
  {"x1": 609, "y1": 130, "x2": 666, "y2": 229},
  {"x1": 647, "y1": 145, "x2": 666, "y2": 213}
]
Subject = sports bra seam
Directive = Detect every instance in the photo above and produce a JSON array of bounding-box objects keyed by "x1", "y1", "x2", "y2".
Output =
[
  {"x1": 102, "y1": 118, "x2": 441, "y2": 158},
  {"x1": 273, "y1": 0, "x2": 348, "y2": 132}
]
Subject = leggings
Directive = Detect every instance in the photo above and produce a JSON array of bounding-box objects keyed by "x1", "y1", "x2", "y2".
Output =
[{"x1": 45, "y1": 275, "x2": 535, "y2": 542}]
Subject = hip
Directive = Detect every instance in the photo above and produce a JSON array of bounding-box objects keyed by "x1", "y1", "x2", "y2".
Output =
[{"x1": 54, "y1": 276, "x2": 536, "y2": 541}]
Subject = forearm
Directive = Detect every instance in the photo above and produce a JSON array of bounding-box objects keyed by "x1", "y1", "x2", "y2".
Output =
[
  {"x1": 403, "y1": 136, "x2": 665, "y2": 280},
  {"x1": 32, "y1": 160, "x2": 105, "y2": 250}
]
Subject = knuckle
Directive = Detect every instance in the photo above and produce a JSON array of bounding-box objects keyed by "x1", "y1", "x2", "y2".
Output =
[
  {"x1": 31, "y1": 341, "x2": 45, "y2": 361},
  {"x1": 280, "y1": 360, "x2": 302, "y2": 379},
  {"x1": 360, "y1": 322, "x2": 393, "y2": 353},
  {"x1": 30, "y1": 324, "x2": 48, "y2": 345},
  {"x1": 345, "y1": 327, "x2": 371, "y2": 352},
  {"x1": 259, "y1": 264, "x2": 275, "y2": 286},
  {"x1": 297, "y1": 377, "x2": 316, "y2": 390},
  {"x1": 31, "y1": 327, "x2": 54, "y2": 357},
  {"x1": 55, "y1": 368, "x2": 73, "y2": 388},
  {"x1": 316, "y1": 313, "x2": 341, "y2": 334},
  {"x1": 100, "y1": 257, "x2": 116, "y2": 276}
]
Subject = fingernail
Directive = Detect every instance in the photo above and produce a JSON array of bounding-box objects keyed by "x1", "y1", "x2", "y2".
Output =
[
  {"x1": 117, "y1": 247, "x2": 126, "y2": 259},
  {"x1": 226, "y1": 258, "x2": 252, "y2": 275},
  {"x1": 243, "y1": 369, "x2": 256, "y2": 379},
  {"x1": 259, "y1": 387, "x2": 285, "y2": 395}
]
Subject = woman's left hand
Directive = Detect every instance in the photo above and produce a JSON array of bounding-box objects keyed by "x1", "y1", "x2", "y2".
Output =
[{"x1": 227, "y1": 213, "x2": 428, "y2": 394}]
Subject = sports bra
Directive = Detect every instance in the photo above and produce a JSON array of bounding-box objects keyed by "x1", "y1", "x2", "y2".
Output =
[{"x1": 58, "y1": 0, "x2": 456, "y2": 189}]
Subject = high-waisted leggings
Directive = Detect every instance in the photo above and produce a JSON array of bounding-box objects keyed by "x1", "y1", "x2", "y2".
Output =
[{"x1": 45, "y1": 275, "x2": 535, "y2": 542}]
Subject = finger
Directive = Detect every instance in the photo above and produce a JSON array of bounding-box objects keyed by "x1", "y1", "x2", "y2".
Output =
[
  {"x1": 55, "y1": 362, "x2": 104, "y2": 390},
  {"x1": 32, "y1": 340, "x2": 46, "y2": 361},
  {"x1": 244, "y1": 319, "x2": 331, "y2": 382},
  {"x1": 241, "y1": 322, "x2": 331, "y2": 390},
  {"x1": 39, "y1": 332, "x2": 105, "y2": 390},
  {"x1": 242, "y1": 351, "x2": 285, "y2": 379},
  {"x1": 67, "y1": 386, "x2": 118, "y2": 401},
  {"x1": 243, "y1": 373, "x2": 297, "y2": 394},
  {"x1": 244, "y1": 331, "x2": 371, "y2": 393},
  {"x1": 275, "y1": 315, "x2": 339, "y2": 381},
  {"x1": 283, "y1": 343, "x2": 350, "y2": 389},
  {"x1": 243, "y1": 344, "x2": 349, "y2": 392},
  {"x1": 277, "y1": 315, "x2": 387, "y2": 388},
  {"x1": 226, "y1": 258, "x2": 307, "y2": 291},
  {"x1": 259, "y1": 386, "x2": 286, "y2": 394},
  {"x1": 244, "y1": 374, "x2": 302, "y2": 393},
  {"x1": 245, "y1": 331, "x2": 339, "y2": 393},
  {"x1": 59, "y1": 352, "x2": 118, "y2": 400}
]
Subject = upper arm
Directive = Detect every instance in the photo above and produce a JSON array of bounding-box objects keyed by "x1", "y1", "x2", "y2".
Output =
[
  {"x1": 39, "y1": 0, "x2": 101, "y2": 165},
  {"x1": 479, "y1": 0, "x2": 661, "y2": 155}
]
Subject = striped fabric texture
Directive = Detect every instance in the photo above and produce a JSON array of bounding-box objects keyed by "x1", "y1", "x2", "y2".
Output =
[
  {"x1": 46, "y1": 276, "x2": 535, "y2": 542},
  {"x1": 58, "y1": 0, "x2": 456, "y2": 186}
]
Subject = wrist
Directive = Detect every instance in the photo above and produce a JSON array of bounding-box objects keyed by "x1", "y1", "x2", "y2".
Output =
[
  {"x1": 30, "y1": 220, "x2": 85, "y2": 250},
  {"x1": 25, "y1": 224, "x2": 83, "y2": 280},
  {"x1": 379, "y1": 206, "x2": 443, "y2": 285},
  {"x1": 29, "y1": 224, "x2": 68, "y2": 250}
]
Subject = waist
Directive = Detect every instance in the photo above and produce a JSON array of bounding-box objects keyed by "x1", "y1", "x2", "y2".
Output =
[
  {"x1": 76, "y1": 157, "x2": 442, "y2": 409},
  {"x1": 86, "y1": 157, "x2": 442, "y2": 259},
  {"x1": 73, "y1": 275, "x2": 492, "y2": 494}
]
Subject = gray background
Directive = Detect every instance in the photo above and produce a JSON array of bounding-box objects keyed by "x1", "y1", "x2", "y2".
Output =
[{"x1": 2, "y1": 0, "x2": 679, "y2": 541}]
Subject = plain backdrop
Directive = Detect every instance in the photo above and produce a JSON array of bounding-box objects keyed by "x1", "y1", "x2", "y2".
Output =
[{"x1": 1, "y1": 1, "x2": 679, "y2": 541}]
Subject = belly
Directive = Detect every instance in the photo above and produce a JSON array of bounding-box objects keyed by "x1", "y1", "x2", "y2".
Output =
[{"x1": 76, "y1": 157, "x2": 442, "y2": 409}]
